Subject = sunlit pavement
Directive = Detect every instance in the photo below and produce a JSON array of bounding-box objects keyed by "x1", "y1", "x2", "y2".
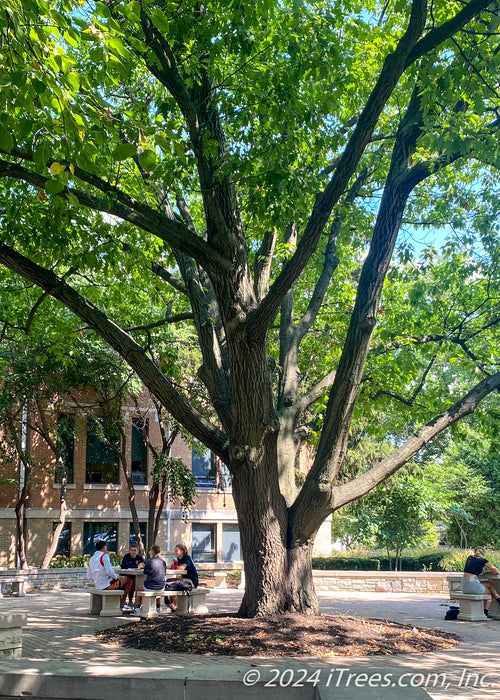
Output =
[{"x1": 0, "y1": 588, "x2": 498, "y2": 699}]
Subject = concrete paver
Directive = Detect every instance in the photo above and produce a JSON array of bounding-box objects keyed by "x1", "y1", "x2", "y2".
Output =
[{"x1": 0, "y1": 588, "x2": 498, "y2": 699}]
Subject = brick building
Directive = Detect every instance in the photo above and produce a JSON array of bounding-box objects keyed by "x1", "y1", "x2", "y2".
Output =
[{"x1": 0, "y1": 396, "x2": 332, "y2": 568}]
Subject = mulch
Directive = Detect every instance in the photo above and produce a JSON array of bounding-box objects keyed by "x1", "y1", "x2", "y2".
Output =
[{"x1": 97, "y1": 612, "x2": 460, "y2": 657}]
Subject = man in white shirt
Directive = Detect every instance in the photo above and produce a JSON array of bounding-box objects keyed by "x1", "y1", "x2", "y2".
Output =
[{"x1": 86, "y1": 540, "x2": 122, "y2": 591}]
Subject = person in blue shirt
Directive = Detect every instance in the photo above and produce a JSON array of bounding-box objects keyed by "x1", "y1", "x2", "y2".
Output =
[
  {"x1": 165, "y1": 543, "x2": 199, "y2": 612},
  {"x1": 120, "y1": 543, "x2": 144, "y2": 610},
  {"x1": 462, "y1": 546, "x2": 500, "y2": 617},
  {"x1": 135, "y1": 544, "x2": 166, "y2": 615},
  {"x1": 174, "y1": 543, "x2": 199, "y2": 588}
]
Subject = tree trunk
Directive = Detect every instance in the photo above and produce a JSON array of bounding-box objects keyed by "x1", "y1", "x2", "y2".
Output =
[
  {"x1": 147, "y1": 481, "x2": 159, "y2": 552},
  {"x1": 40, "y1": 464, "x2": 67, "y2": 569},
  {"x1": 14, "y1": 485, "x2": 29, "y2": 570},
  {"x1": 121, "y1": 462, "x2": 143, "y2": 553},
  {"x1": 231, "y1": 442, "x2": 319, "y2": 616},
  {"x1": 276, "y1": 416, "x2": 300, "y2": 506},
  {"x1": 154, "y1": 475, "x2": 167, "y2": 546},
  {"x1": 232, "y1": 452, "x2": 287, "y2": 617},
  {"x1": 285, "y1": 541, "x2": 319, "y2": 614},
  {"x1": 115, "y1": 425, "x2": 144, "y2": 554},
  {"x1": 386, "y1": 541, "x2": 392, "y2": 571}
]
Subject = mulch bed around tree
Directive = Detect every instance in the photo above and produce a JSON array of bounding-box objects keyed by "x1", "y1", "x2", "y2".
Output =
[{"x1": 97, "y1": 613, "x2": 460, "y2": 657}]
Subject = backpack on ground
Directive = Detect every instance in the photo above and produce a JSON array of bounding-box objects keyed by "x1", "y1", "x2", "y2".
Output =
[{"x1": 444, "y1": 606, "x2": 459, "y2": 620}]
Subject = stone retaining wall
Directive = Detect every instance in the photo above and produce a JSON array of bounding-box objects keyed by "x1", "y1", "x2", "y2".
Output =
[
  {"x1": 312, "y1": 570, "x2": 450, "y2": 595},
  {"x1": 0, "y1": 568, "x2": 451, "y2": 596},
  {"x1": 0, "y1": 568, "x2": 89, "y2": 592}
]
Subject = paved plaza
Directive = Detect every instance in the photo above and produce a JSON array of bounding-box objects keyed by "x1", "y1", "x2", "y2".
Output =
[{"x1": 0, "y1": 588, "x2": 498, "y2": 699}]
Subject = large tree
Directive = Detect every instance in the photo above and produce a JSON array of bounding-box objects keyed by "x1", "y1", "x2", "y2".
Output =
[{"x1": 1, "y1": 0, "x2": 500, "y2": 615}]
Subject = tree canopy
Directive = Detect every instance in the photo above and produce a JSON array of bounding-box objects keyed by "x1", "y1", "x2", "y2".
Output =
[{"x1": 1, "y1": 0, "x2": 500, "y2": 616}]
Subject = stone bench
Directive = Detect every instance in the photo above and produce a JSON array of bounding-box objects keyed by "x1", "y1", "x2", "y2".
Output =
[
  {"x1": 0, "y1": 577, "x2": 26, "y2": 598},
  {"x1": 138, "y1": 587, "x2": 210, "y2": 618},
  {"x1": 197, "y1": 569, "x2": 228, "y2": 588},
  {"x1": 452, "y1": 593, "x2": 491, "y2": 621},
  {"x1": 0, "y1": 612, "x2": 28, "y2": 659},
  {"x1": 88, "y1": 588, "x2": 123, "y2": 617}
]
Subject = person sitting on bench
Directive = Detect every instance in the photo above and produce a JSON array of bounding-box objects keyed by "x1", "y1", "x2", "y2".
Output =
[
  {"x1": 86, "y1": 540, "x2": 132, "y2": 606},
  {"x1": 119, "y1": 543, "x2": 144, "y2": 611},
  {"x1": 165, "y1": 543, "x2": 199, "y2": 611},
  {"x1": 135, "y1": 544, "x2": 166, "y2": 616},
  {"x1": 462, "y1": 546, "x2": 500, "y2": 617}
]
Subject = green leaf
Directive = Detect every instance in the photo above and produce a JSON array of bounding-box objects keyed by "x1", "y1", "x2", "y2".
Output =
[
  {"x1": 45, "y1": 179, "x2": 65, "y2": 195},
  {"x1": 33, "y1": 143, "x2": 50, "y2": 169},
  {"x1": 138, "y1": 149, "x2": 156, "y2": 171},
  {"x1": 128, "y1": 37, "x2": 147, "y2": 53},
  {"x1": 31, "y1": 78, "x2": 47, "y2": 94},
  {"x1": 151, "y1": 8, "x2": 170, "y2": 33},
  {"x1": 66, "y1": 192, "x2": 79, "y2": 206},
  {"x1": 123, "y1": 1, "x2": 141, "y2": 21},
  {"x1": 112, "y1": 143, "x2": 137, "y2": 161},
  {"x1": 63, "y1": 29, "x2": 80, "y2": 47},
  {"x1": 67, "y1": 72, "x2": 80, "y2": 92},
  {"x1": 94, "y1": 1, "x2": 111, "y2": 18},
  {"x1": 0, "y1": 126, "x2": 13, "y2": 152}
]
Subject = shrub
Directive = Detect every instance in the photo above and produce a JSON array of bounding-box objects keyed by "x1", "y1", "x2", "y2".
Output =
[
  {"x1": 49, "y1": 552, "x2": 122, "y2": 568},
  {"x1": 312, "y1": 556, "x2": 380, "y2": 570},
  {"x1": 312, "y1": 548, "x2": 500, "y2": 572},
  {"x1": 438, "y1": 549, "x2": 500, "y2": 572}
]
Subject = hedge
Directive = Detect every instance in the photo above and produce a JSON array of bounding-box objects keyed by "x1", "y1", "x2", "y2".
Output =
[
  {"x1": 312, "y1": 557, "x2": 380, "y2": 570},
  {"x1": 49, "y1": 553, "x2": 122, "y2": 568},
  {"x1": 313, "y1": 549, "x2": 500, "y2": 572}
]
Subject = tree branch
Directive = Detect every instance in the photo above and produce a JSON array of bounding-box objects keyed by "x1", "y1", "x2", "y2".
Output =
[
  {"x1": 294, "y1": 370, "x2": 337, "y2": 417},
  {"x1": 150, "y1": 262, "x2": 187, "y2": 295},
  {"x1": 254, "y1": 230, "x2": 277, "y2": 303},
  {"x1": 0, "y1": 153, "x2": 230, "y2": 273},
  {"x1": 247, "y1": 0, "x2": 493, "y2": 339},
  {"x1": 0, "y1": 242, "x2": 229, "y2": 460},
  {"x1": 333, "y1": 370, "x2": 500, "y2": 509},
  {"x1": 125, "y1": 311, "x2": 194, "y2": 332},
  {"x1": 172, "y1": 195, "x2": 231, "y2": 430},
  {"x1": 295, "y1": 167, "x2": 373, "y2": 346},
  {"x1": 139, "y1": 12, "x2": 242, "y2": 251}
]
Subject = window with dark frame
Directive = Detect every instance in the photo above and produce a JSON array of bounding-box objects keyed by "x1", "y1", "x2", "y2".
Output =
[
  {"x1": 85, "y1": 417, "x2": 120, "y2": 484},
  {"x1": 83, "y1": 522, "x2": 118, "y2": 555},
  {"x1": 53, "y1": 522, "x2": 71, "y2": 557},
  {"x1": 55, "y1": 413, "x2": 75, "y2": 484},
  {"x1": 222, "y1": 524, "x2": 241, "y2": 562},
  {"x1": 131, "y1": 418, "x2": 148, "y2": 485},
  {"x1": 191, "y1": 447, "x2": 216, "y2": 486},
  {"x1": 192, "y1": 523, "x2": 216, "y2": 562}
]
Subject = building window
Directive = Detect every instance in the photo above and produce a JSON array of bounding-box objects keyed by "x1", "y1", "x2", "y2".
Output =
[
  {"x1": 53, "y1": 522, "x2": 71, "y2": 557},
  {"x1": 192, "y1": 523, "x2": 216, "y2": 562},
  {"x1": 191, "y1": 447, "x2": 216, "y2": 486},
  {"x1": 55, "y1": 413, "x2": 75, "y2": 484},
  {"x1": 131, "y1": 418, "x2": 148, "y2": 485},
  {"x1": 83, "y1": 522, "x2": 118, "y2": 555},
  {"x1": 129, "y1": 522, "x2": 147, "y2": 548},
  {"x1": 222, "y1": 524, "x2": 241, "y2": 562},
  {"x1": 85, "y1": 417, "x2": 120, "y2": 484}
]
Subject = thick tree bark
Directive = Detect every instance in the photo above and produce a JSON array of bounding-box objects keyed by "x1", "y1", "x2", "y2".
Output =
[
  {"x1": 231, "y1": 450, "x2": 289, "y2": 617},
  {"x1": 285, "y1": 540, "x2": 318, "y2": 614}
]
